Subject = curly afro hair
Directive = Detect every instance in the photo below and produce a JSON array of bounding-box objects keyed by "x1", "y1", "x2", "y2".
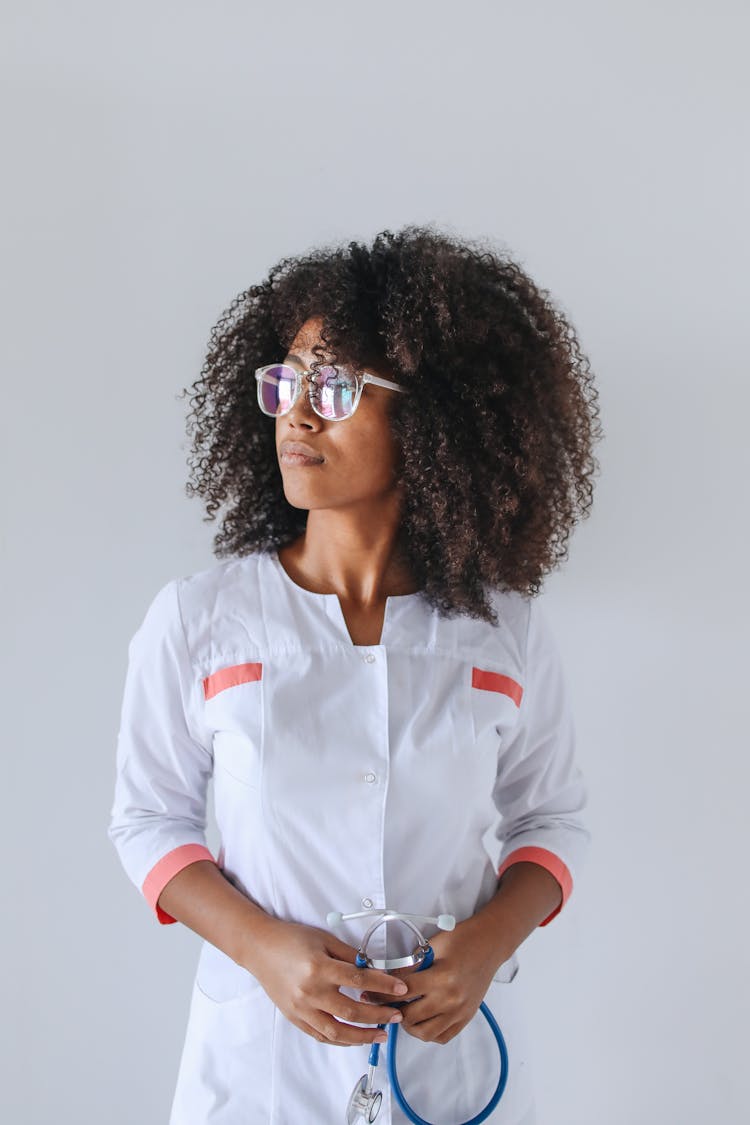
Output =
[{"x1": 180, "y1": 223, "x2": 603, "y2": 625}]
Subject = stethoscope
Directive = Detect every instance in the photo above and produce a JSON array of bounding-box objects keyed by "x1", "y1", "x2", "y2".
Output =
[{"x1": 327, "y1": 907, "x2": 509, "y2": 1125}]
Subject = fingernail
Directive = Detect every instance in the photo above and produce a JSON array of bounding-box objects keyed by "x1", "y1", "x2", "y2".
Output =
[
  {"x1": 395, "y1": 982, "x2": 408, "y2": 994},
  {"x1": 389, "y1": 1012, "x2": 403, "y2": 1023},
  {"x1": 375, "y1": 1033, "x2": 388, "y2": 1042}
]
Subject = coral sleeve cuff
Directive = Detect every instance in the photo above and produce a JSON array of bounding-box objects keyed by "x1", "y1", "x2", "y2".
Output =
[
  {"x1": 497, "y1": 845, "x2": 574, "y2": 927},
  {"x1": 141, "y1": 843, "x2": 217, "y2": 925}
]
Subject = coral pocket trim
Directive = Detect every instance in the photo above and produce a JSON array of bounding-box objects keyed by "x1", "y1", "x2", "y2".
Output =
[
  {"x1": 203, "y1": 661, "x2": 263, "y2": 701},
  {"x1": 471, "y1": 667, "x2": 523, "y2": 706}
]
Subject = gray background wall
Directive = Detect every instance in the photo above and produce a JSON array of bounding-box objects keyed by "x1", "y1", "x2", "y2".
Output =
[{"x1": 2, "y1": 2, "x2": 747, "y2": 1122}]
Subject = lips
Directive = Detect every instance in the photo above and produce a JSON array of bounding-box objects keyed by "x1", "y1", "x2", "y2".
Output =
[
  {"x1": 280, "y1": 440, "x2": 324, "y2": 464},
  {"x1": 281, "y1": 451, "x2": 323, "y2": 466}
]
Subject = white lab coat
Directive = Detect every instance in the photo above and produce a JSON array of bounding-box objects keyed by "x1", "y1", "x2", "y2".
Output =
[{"x1": 109, "y1": 548, "x2": 590, "y2": 1124}]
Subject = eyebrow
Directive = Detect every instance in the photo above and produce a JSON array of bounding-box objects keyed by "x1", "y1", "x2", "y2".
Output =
[{"x1": 283, "y1": 353, "x2": 338, "y2": 369}]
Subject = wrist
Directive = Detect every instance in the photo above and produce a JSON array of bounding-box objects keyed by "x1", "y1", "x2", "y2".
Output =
[
  {"x1": 235, "y1": 907, "x2": 286, "y2": 975},
  {"x1": 455, "y1": 911, "x2": 516, "y2": 978},
  {"x1": 465, "y1": 860, "x2": 564, "y2": 970}
]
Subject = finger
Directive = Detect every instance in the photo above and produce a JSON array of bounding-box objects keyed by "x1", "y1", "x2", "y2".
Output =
[
  {"x1": 309, "y1": 1013, "x2": 391, "y2": 1047},
  {"x1": 364, "y1": 982, "x2": 426, "y2": 1006},
  {"x1": 401, "y1": 1011, "x2": 454, "y2": 1042},
  {"x1": 434, "y1": 1019, "x2": 467, "y2": 1045},
  {"x1": 360, "y1": 991, "x2": 389, "y2": 1005},
  {"x1": 334, "y1": 960, "x2": 410, "y2": 998},
  {"x1": 361, "y1": 989, "x2": 413, "y2": 1004},
  {"x1": 399, "y1": 994, "x2": 437, "y2": 1025},
  {"x1": 296, "y1": 1016, "x2": 332, "y2": 1045},
  {"x1": 361, "y1": 969, "x2": 422, "y2": 1004},
  {"x1": 361, "y1": 958, "x2": 436, "y2": 1001},
  {"x1": 329, "y1": 993, "x2": 405, "y2": 1029}
]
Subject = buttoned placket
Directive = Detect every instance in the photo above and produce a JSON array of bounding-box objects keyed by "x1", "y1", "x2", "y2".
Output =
[
  {"x1": 269, "y1": 552, "x2": 425, "y2": 970},
  {"x1": 354, "y1": 645, "x2": 389, "y2": 964}
]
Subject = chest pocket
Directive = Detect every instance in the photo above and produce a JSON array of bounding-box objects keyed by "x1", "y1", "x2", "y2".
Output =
[
  {"x1": 202, "y1": 659, "x2": 264, "y2": 788},
  {"x1": 469, "y1": 664, "x2": 523, "y2": 754}
]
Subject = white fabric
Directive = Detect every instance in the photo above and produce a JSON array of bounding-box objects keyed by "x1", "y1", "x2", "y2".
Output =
[{"x1": 109, "y1": 548, "x2": 590, "y2": 1124}]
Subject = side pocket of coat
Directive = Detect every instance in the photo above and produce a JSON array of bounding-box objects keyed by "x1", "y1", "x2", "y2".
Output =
[{"x1": 195, "y1": 939, "x2": 265, "y2": 1004}]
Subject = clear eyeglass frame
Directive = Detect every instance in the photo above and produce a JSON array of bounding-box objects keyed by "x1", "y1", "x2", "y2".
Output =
[{"x1": 254, "y1": 362, "x2": 409, "y2": 422}]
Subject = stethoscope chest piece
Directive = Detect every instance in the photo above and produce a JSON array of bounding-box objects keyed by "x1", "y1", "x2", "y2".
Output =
[{"x1": 347, "y1": 1074, "x2": 382, "y2": 1124}]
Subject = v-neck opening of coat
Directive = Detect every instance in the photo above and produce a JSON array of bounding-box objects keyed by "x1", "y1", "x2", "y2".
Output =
[{"x1": 266, "y1": 547, "x2": 422, "y2": 647}]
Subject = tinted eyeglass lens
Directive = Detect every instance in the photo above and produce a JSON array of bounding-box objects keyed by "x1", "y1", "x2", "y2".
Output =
[
  {"x1": 315, "y1": 366, "x2": 358, "y2": 419},
  {"x1": 259, "y1": 365, "x2": 296, "y2": 415}
]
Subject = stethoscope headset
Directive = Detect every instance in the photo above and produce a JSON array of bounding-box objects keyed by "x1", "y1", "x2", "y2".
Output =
[{"x1": 327, "y1": 908, "x2": 509, "y2": 1125}]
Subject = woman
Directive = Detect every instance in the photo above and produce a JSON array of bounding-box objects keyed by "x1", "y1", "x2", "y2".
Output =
[{"x1": 109, "y1": 224, "x2": 602, "y2": 1124}]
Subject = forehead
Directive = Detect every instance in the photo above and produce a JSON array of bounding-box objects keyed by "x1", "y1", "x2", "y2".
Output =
[
  {"x1": 282, "y1": 315, "x2": 389, "y2": 378},
  {"x1": 285, "y1": 316, "x2": 326, "y2": 356}
]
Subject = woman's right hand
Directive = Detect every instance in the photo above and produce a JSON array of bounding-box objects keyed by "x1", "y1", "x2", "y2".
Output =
[{"x1": 248, "y1": 918, "x2": 408, "y2": 1046}]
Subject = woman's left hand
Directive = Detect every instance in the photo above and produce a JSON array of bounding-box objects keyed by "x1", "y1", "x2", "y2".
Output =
[{"x1": 359, "y1": 918, "x2": 512, "y2": 1045}]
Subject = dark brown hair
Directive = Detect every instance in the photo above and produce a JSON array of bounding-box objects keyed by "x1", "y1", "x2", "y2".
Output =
[{"x1": 180, "y1": 223, "x2": 603, "y2": 624}]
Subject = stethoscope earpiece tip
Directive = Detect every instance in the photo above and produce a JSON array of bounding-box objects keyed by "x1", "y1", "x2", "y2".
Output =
[
  {"x1": 436, "y1": 913, "x2": 456, "y2": 931},
  {"x1": 327, "y1": 910, "x2": 344, "y2": 927}
]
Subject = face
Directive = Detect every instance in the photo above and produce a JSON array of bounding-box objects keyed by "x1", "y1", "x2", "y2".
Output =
[{"x1": 274, "y1": 316, "x2": 403, "y2": 513}]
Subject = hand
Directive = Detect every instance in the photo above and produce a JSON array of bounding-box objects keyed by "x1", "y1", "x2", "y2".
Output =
[
  {"x1": 360, "y1": 919, "x2": 507, "y2": 1045},
  {"x1": 249, "y1": 918, "x2": 409, "y2": 1047}
]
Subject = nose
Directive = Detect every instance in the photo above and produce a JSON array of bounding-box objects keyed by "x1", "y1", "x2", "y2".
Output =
[{"x1": 286, "y1": 371, "x2": 320, "y2": 424}]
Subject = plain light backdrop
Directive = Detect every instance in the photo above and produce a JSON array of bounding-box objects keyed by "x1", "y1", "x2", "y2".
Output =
[{"x1": 2, "y1": 2, "x2": 747, "y2": 1122}]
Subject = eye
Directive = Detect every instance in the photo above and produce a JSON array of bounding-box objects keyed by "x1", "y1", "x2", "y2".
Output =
[
  {"x1": 316, "y1": 364, "x2": 356, "y2": 388},
  {"x1": 311, "y1": 366, "x2": 359, "y2": 420}
]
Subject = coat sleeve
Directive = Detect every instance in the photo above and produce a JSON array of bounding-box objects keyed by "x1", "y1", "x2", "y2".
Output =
[
  {"x1": 108, "y1": 577, "x2": 217, "y2": 924},
  {"x1": 492, "y1": 596, "x2": 591, "y2": 926}
]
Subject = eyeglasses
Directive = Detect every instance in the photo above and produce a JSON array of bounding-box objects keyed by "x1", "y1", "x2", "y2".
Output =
[{"x1": 254, "y1": 362, "x2": 409, "y2": 422}]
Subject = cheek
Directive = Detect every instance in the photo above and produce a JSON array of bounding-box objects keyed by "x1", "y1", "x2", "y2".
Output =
[
  {"x1": 345, "y1": 414, "x2": 398, "y2": 475},
  {"x1": 347, "y1": 447, "x2": 397, "y2": 492}
]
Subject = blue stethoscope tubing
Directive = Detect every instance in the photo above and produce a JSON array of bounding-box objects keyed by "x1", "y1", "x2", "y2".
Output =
[{"x1": 356, "y1": 946, "x2": 509, "y2": 1125}]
